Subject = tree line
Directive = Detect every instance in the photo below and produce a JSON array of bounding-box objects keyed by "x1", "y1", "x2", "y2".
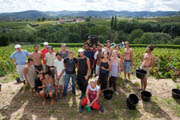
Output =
[{"x1": 0, "y1": 17, "x2": 180, "y2": 46}]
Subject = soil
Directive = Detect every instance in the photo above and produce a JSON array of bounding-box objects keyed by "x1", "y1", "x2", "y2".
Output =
[{"x1": 0, "y1": 76, "x2": 180, "y2": 120}]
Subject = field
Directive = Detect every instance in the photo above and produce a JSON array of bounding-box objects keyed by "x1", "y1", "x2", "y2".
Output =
[
  {"x1": 0, "y1": 45, "x2": 180, "y2": 79},
  {"x1": 0, "y1": 45, "x2": 180, "y2": 120}
]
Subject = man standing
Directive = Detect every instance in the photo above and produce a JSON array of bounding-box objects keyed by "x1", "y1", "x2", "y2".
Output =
[
  {"x1": 41, "y1": 42, "x2": 55, "y2": 72},
  {"x1": 45, "y1": 46, "x2": 56, "y2": 74},
  {"x1": 84, "y1": 43, "x2": 94, "y2": 77},
  {"x1": 123, "y1": 41, "x2": 133, "y2": 80},
  {"x1": 59, "y1": 44, "x2": 69, "y2": 59},
  {"x1": 94, "y1": 44, "x2": 105, "y2": 76},
  {"x1": 77, "y1": 49, "x2": 90, "y2": 99},
  {"x1": 140, "y1": 45, "x2": 155, "y2": 90},
  {"x1": 54, "y1": 53, "x2": 65, "y2": 98},
  {"x1": 29, "y1": 45, "x2": 42, "y2": 73},
  {"x1": 10, "y1": 44, "x2": 29, "y2": 84},
  {"x1": 63, "y1": 51, "x2": 78, "y2": 96},
  {"x1": 41, "y1": 42, "x2": 49, "y2": 71}
]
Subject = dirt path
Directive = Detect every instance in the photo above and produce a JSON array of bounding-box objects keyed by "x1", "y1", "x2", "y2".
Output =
[{"x1": 0, "y1": 77, "x2": 180, "y2": 120}]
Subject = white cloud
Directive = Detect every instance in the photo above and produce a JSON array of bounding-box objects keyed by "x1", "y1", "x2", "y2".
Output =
[{"x1": 0, "y1": 0, "x2": 179, "y2": 13}]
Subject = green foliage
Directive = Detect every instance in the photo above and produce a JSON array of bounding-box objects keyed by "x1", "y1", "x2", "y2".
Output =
[
  {"x1": 114, "y1": 30, "x2": 128, "y2": 43},
  {"x1": 0, "y1": 17, "x2": 180, "y2": 45},
  {"x1": 130, "y1": 44, "x2": 180, "y2": 49},
  {"x1": 43, "y1": 43, "x2": 180, "y2": 49},
  {"x1": 40, "y1": 43, "x2": 84, "y2": 47},
  {"x1": 128, "y1": 29, "x2": 144, "y2": 43},
  {"x1": 116, "y1": 21, "x2": 138, "y2": 33},
  {"x1": 173, "y1": 36, "x2": 180, "y2": 44},
  {"x1": 0, "y1": 34, "x2": 9, "y2": 46},
  {"x1": 136, "y1": 32, "x2": 171, "y2": 44},
  {"x1": 0, "y1": 45, "x2": 180, "y2": 79},
  {"x1": 111, "y1": 16, "x2": 118, "y2": 30}
]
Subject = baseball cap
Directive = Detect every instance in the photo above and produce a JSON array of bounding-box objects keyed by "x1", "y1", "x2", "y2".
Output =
[
  {"x1": 15, "y1": 44, "x2": 21, "y2": 49},
  {"x1": 43, "y1": 42, "x2": 48, "y2": 46},
  {"x1": 78, "y1": 48, "x2": 84, "y2": 53}
]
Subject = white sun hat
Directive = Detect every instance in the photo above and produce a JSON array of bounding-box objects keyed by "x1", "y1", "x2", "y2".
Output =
[
  {"x1": 89, "y1": 78, "x2": 97, "y2": 83},
  {"x1": 43, "y1": 42, "x2": 48, "y2": 46},
  {"x1": 78, "y1": 48, "x2": 84, "y2": 53},
  {"x1": 15, "y1": 44, "x2": 21, "y2": 49}
]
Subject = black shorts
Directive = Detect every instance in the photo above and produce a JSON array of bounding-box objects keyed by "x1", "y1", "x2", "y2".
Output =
[{"x1": 34, "y1": 65, "x2": 43, "y2": 72}]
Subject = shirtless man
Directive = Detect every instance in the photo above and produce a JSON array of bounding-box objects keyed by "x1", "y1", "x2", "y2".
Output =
[
  {"x1": 123, "y1": 41, "x2": 133, "y2": 80},
  {"x1": 140, "y1": 45, "x2": 155, "y2": 90},
  {"x1": 104, "y1": 40, "x2": 112, "y2": 57},
  {"x1": 94, "y1": 44, "x2": 105, "y2": 76},
  {"x1": 29, "y1": 45, "x2": 43, "y2": 73}
]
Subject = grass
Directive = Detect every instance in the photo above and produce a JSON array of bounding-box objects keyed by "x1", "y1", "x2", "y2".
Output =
[
  {"x1": 0, "y1": 73, "x2": 18, "y2": 83},
  {"x1": 164, "y1": 98, "x2": 180, "y2": 117}
]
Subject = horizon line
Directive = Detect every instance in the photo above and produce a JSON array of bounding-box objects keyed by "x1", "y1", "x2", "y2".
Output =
[{"x1": 0, "y1": 9, "x2": 179, "y2": 14}]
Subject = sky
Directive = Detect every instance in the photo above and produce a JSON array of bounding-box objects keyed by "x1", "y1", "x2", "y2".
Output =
[{"x1": 0, "y1": 0, "x2": 179, "y2": 13}]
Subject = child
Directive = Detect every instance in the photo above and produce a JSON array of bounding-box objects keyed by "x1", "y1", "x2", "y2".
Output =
[{"x1": 79, "y1": 78, "x2": 104, "y2": 113}]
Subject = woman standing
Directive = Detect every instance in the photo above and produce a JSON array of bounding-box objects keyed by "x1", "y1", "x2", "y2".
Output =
[
  {"x1": 98, "y1": 51, "x2": 111, "y2": 90},
  {"x1": 24, "y1": 58, "x2": 36, "y2": 95},
  {"x1": 114, "y1": 45, "x2": 123, "y2": 59},
  {"x1": 109, "y1": 50, "x2": 122, "y2": 95}
]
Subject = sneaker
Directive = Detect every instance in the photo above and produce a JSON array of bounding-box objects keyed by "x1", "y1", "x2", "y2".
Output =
[
  {"x1": 115, "y1": 91, "x2": 119, "y2": 95},
  {"x1": 79, "y1": 106, "x2": 84, "y2": 113},
  {"x1": 100, "y1": 106, "x2": 104, "y2": 113}
]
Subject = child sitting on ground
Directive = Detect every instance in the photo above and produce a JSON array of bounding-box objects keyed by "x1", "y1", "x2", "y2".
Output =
[
  {"x1": 40, "y1": 72, "x2": 55, "y2": 106},
  {"x1": 79, "y1": 77, "x2": 104, "y2": 113}
]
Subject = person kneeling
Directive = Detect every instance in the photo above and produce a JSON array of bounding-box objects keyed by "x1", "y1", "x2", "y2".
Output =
[
  {"x1": 40, "y1": 72, "x2": 55, "y2": 106},
  {"x1": 79, "y1": 78, "x2": 104, "y2": 113}
]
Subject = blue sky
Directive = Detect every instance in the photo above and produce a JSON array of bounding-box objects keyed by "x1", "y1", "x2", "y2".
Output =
[{"x1": 0, "y1": 0, "x2": 179, "y2": 13}]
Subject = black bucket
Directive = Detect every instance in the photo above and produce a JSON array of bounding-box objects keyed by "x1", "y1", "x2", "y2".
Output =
[
  {"x1": 103, "y1": 89, "x2": 113, "y2": 100},
  {"x1": 141, "y1": 91, "x2": 152, "y2": 102},
  {"x1": 172, "y1": 89, "x2": 180, "y2": 99},
  {"x1": 16, "y1": 77, "x2": 20, "y2": 83},
  {"x1": 136, "y1": 69, "x2": 147, "y2": 79},
  {"x1": 127, "y1": 94, "x2": 139, "y2": 110}
]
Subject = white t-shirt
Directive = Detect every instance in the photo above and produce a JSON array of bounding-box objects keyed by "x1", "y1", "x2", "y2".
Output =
[
  {"x1": 94, "y1": 48, "x2": 105, "y2": 60},
  {"x1": 45, "y1": 53, "x2": 56, "y2": 66},
  {"x1": 54, "y1": 59, "x2": 65, "y2": 75}
]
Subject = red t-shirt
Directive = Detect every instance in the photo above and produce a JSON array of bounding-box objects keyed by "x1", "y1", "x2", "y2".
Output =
[{"x1": 41, "y1": 48, "x2": 55, "y2": 64}]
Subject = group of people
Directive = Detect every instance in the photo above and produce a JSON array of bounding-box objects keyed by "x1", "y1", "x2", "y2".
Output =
[{"x1": 10, "y1": 40, "x2": 155, "y2": 112}]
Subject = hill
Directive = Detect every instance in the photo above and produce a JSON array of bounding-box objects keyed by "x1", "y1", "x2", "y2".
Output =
[{"x1": 0, "y1": 10, "x2": 179, "y2": 20}]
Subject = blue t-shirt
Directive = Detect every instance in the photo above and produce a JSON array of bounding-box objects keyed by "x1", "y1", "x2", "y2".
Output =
[
  {"x1": 10, "y1": 50, "x2": 29, "y2": 65},
  {"x1": 84, "y1": 50, "x2": 94, "y2": 65}
]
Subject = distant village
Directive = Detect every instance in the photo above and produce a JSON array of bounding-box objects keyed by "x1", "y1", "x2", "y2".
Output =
[{"x1": 56, "y1": 18, "x2": 85, "y2": 24}]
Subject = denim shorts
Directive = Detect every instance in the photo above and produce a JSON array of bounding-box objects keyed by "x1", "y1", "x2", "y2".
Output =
[{"x1": 123, "y1": 60, "x2": 131, "y2": 73}]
